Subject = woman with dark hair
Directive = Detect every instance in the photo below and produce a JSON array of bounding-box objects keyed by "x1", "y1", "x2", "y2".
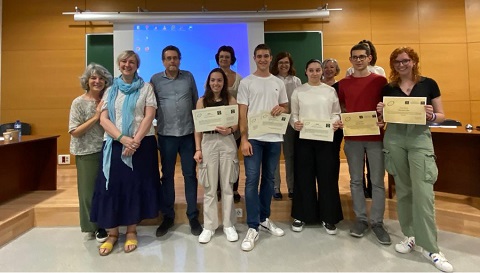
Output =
[
  {"x1": 271, "y1": 52, "x2": 302, "y2": 200},
  {"x1": 290, "y1": 59, "x2": 343, "y2": 234},
  {"x1": 215, "y1": 45, "x2": 243, "y2": 202},
  {"x1": 69, "y1": 63, "x2": 112, "y2": 243},
  {"x1": 194, "y1": 68, "x2": 239, "y2": 244},
  {"x1": 377, "y1": 47, "x2": 452, "y2": 272},
  {"x1": 90, "y1": 50, "x2": 161, "y2": 256}
]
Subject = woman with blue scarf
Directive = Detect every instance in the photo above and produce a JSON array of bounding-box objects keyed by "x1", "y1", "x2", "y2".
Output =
[{"x1": 90, "y1": 50, "x2": 161, "y2": 256}]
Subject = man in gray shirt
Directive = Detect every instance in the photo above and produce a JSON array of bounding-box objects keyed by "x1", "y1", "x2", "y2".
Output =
[{"x1": 150, "y1": 45, "x2": 202, "y2": 237}]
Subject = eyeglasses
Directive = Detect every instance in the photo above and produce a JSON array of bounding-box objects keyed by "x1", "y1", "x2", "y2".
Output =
[
  {"x1": 350, "y1": 55, "x2": 368, "y2": 61},
  {"x1": 164, "y1": 56, "x2": 179, "y2": 61},
  {"x1": 393, "y1": 59, "x2": 411, "y2": 66},
  {"x1": 278, "y1": 61, "x2": 290, "y2": 65}
]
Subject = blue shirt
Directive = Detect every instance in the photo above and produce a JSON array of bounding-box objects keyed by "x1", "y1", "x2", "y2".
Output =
[{"x1": 150, "y1": 70, "x2": 199, "y2": 136}]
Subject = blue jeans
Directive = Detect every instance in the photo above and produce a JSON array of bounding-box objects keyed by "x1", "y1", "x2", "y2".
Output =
[
  {"x1": 244, "y1": 140, "x2": 281, "y2": 229},
  {"x1": 157, "y1": 134, "x2": 199, "y2": 220}
]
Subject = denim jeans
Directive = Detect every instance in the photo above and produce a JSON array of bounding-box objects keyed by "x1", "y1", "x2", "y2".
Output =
[
  {"x1": 244, "y1": 140, "x2": 281, "y2": 229},
  {"x1": 157, "y1": 134, "x2": 199, "y2": 220}
]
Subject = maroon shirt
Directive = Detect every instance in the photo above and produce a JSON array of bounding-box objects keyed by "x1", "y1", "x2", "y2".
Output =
[{"x1": 337, "y1": 73, "x2": 387, "y2": 142}]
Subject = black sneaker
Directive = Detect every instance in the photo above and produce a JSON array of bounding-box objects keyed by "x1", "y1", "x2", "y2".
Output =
[
  {"x1": 273, "y1": 192, "x2": 283, "y2": 200},
  {"x1": 371, "y1": 223, "x2": 391, "y2": 245},
  {"x1": 156, "y1": 217, "x2": 174, "y2": 237},
  {"x1": 291, "y1": 219, "x2": 304, "y2": 232},
  {"x1": 95, "y1": 228, "x2": 108, "y2": 243},
  {"x1": 189, "y1": 218, "x2": 203, "y2": 236},
  {"x1": 288, "y1": 192, "x2": 293, "y2": 199},
  {"x1": 350, "y1": 220, "x2": 369, "y2": 237},
  {"x1": 233, "y1": 192, "x2": 241, "y2": 203},
  {"x1": 322, "y1": 222, "x2": 337, "y2": 235}
]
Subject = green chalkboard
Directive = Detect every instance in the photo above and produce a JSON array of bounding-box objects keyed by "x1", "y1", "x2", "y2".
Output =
[
  {"x1": 265, "y1": 31, "x2": 323, "y2": 83},
  {"x1": 86, "y1": 34, "x2": 114, "y2": 75}
]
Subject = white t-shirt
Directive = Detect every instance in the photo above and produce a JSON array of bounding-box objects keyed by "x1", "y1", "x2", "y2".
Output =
[
  {"x1": 290, "y1": 83, "x2": 341, "y2": 128},
  {"x1": 346, "y1": 65, "x2": 386, "y2": 77},
  {"x1": 237, "y1": 74, "x2": 288, "y2": 142},
  {"x1": 276, "y1": 75, "x2": 302, "y2": 112}
]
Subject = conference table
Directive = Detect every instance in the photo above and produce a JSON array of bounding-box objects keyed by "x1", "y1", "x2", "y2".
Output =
[
  {"x1": 0, "y1": 135, "x2": 59, "y2": 204},
  {"x1": 388, "y1": 127, "x2": 480, "y2": 198}
]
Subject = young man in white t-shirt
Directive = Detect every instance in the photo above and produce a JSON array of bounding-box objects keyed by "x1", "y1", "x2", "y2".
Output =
[{"x1": 237, "y1": 44, "x2": 289, "y2": 251}]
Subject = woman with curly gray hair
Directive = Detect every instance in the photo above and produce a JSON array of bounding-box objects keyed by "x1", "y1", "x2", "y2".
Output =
[{"x1": 69, "y1": 63, "x2": 112, "y2": 243}]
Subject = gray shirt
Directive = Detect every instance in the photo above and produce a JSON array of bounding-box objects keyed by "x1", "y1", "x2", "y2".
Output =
[{"x1": 150, "y1": 70, "x2": 198, "y2": 136}]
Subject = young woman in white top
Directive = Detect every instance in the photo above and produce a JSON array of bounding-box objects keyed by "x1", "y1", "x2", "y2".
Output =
[
  {"x1": 290, "y1": 59, "x2": 344, "y2": 234},
  {"x1": 194, "y1": 68, "x2": 239, "y2": 244},
  {"x1": 271, "y1": 52, "x2": 302, "y2": 200}
]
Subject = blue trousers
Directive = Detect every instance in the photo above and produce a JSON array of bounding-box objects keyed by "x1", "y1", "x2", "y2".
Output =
[
  {"x1": 243, "y1": 140, "x2": 281, "y2": 230},
  {"x1": 157, "y1": 134, "x2": 199, "y2": 220}
]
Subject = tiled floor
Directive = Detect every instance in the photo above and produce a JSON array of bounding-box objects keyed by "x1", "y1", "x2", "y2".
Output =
[{"x1": 1, "y1": 219, "x2": 479, "y2": 272}]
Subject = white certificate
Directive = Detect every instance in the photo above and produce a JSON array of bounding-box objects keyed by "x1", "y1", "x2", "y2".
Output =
[
  {"x1": 192, "y1": 105, "x2": 238, "y2": 132},
  {"x1": 248, "y1": 111, "x2": 291, "y2": 137},
  {"x1": 341, "y1": 111, "x2": 380, "y2": 137},
  {"x1": 383, "y1": 96, "x2": 427, "y2": 125},
  {"x1": 300, "y1": 119, "x2": 334, "y2": 142}
]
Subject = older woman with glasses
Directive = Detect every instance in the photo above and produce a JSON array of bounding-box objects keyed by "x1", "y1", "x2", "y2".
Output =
[{"x1": 376, "y1": 47, "x2": 452, "y2": 273}]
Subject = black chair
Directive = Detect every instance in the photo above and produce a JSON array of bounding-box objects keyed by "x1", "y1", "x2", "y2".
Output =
[
  {"x1": 429, "y1": 119, "x2": 462, "y2": 127},
  {"x1": 0, "y1": 122, "x2": 32, "y2": 135}
]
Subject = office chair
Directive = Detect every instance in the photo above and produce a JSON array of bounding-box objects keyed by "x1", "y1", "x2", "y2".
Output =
[{"x1": 0, "y1": 122, "x2": 32, "y2": 135}]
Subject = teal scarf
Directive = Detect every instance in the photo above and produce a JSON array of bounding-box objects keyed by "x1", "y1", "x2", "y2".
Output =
[{"x1": 102, "y1": 73, "x2": 144, "y2": 190}]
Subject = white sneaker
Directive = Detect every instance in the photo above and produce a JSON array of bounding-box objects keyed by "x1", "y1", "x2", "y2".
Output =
[
  {"x1": 422, "y1": 250, "x2": 454, "y2": 272},
  {"x1": 223, "y1": 226, "x2": 238, "y2": 242},
  {"x1": 241, "y1": 228, "x2": 259, "y2": 251},
  {"x1": 395, "y1": 236, "x2": 415, "y2": 254},
  {"x1": 291, "y1": 219, "x2": 304, "y2": 232},
  {"x1": 198, "y1": 229, "x2": 215, "y2": 244},
  {"x1": 260, "y1": 218, "x2": 285, "y2": 236}
]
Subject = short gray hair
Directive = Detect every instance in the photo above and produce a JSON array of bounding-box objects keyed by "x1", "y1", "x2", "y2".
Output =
[{"x1": 79, "y1": 63, "x2": 113, "y2": 91}]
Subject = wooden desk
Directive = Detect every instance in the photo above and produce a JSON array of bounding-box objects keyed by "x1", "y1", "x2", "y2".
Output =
[
  {"x1": 388, "y1": 128, "x2": 480, "y2": 198},
  {"x1": 0, "y1": 135, "x2": 59, "y2": 204}
]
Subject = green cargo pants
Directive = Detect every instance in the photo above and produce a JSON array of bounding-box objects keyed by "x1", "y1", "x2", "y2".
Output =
[
  {"x1": 76, "y1": 152, "x2": 101, "y2": 233},
  {"x1": 383, "y1": 123, "x2": 439, "y2": 253}
]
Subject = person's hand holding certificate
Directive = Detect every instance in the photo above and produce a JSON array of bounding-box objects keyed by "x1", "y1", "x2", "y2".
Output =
[
  {"x1": 341, "y1": 111, "x2": 380, "y2": 137},
  {"x1": 249, "y1": 111, "x2": 291, "y2": 137},
  {"x1": 300, "y1": 119, "x2": 334, "y2": 142},
  {"x1": 382, "y1": 96, "x2": 427, "y2": 125},
  {"x1": 192, "y1": 105, "x2": 238, "y2": 132}
]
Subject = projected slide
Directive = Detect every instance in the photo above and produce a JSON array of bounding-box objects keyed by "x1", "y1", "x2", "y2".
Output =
[{"x1": 133, "y1": 23, "x2": 251, "y2": 96}]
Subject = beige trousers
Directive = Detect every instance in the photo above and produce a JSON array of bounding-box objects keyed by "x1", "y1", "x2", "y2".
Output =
[{"x1": 198, "y1": 133, "x2": 239, "y2": 230}]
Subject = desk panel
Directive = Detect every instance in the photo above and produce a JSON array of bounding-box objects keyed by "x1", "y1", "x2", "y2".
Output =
[{"x1": 0, "y1": 135, "x2": 59, "y2": 204}]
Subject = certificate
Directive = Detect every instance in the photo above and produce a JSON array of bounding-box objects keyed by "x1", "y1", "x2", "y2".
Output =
[
  {"x1": 383, "y1": 96, "x2": 426, "y2": 125},
  {"x1": 248, "y1": 111, "x2": 291, "y2": 137},
  {"x1": 341, "y1": 111, "x2": 380, "y2": 136},
  {"x1": 300, "y1": 119, "x2": 334, "y2": 142},
  {"x1": 192, "y1": 105, "x2": 238, "y2": 132}
]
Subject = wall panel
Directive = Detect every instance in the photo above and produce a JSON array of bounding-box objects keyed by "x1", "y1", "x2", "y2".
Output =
[
  {"x1": 146, "y1": 0, "x2": 204, "y2": 12},
  {"x1": 418, "y1": 0, "x2": 467, "y2": 44},
  {"x1": 322, "y1": 0, "x2": 371, "y2": 46},
  {"x1": 420, "y1": 43, "x2": 469, "y2": 101},
  {"x1": 468, "y1": 42, "x2": 480, "y2": 100},
  {"x1": 442, "y1": 101, "x2": 471, "y2": 125},
  {"x1": 370, "y1": 0, "x2": 419, "y2": 44},
  {"x1": 470, "y1": 101, "x2": 480, "y2": 126},
  {"x1": 2, "y1": 0, "x2": 85, "y2": 51},
  {"x1": 465, "y1": 0, "x2": 480, "y2": 43}
]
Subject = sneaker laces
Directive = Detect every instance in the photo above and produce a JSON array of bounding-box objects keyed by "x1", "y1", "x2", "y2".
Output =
[
  {"x1": 245, "y1": 229, "x2": 257, "y2": 240},
  {"x1": 401, "y1": 236, "x2": 415, "y2": 247}
]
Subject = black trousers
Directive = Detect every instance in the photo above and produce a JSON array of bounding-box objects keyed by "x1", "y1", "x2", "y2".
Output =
[{"x1": 291, "y1": 133, "x2": 344, "y2": 224}]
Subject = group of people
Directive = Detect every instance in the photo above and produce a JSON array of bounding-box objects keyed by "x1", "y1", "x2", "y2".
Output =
[{"x1": 69, "y1": 41, "x2": 453, "y2": 272}]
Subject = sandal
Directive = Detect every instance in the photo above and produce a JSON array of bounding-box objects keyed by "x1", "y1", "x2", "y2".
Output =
[
  {"x1": 124, "y1": 231, "x2": 138, "y2": 253},
  {"x1": 99, "y1": 234, "x2": 118, "y2": 256}
]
